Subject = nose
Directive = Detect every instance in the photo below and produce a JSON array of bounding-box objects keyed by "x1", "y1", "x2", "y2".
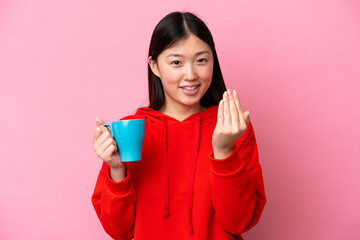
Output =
[{"x1": 184, "y1": 63, "x2": 197, "y2": 81}]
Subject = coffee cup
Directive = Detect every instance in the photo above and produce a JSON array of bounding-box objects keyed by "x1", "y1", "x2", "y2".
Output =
[{"x1": 101, "y1": 119, "x2": 145, "y2": 162}]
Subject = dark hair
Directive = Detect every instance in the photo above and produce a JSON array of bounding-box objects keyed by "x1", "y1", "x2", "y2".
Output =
[{"x1": 147, "y1": 11, "x2": 227, "y2": 110}]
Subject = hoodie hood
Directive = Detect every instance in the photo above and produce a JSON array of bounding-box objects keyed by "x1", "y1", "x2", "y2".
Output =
[{"x1": 131, "y1": 105, "x2": 218, "y2": 233}]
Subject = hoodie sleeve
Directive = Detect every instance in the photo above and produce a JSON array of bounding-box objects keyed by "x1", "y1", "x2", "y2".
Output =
[
  {"x1": 209, "y1": 121, "x2": 266, "y2": 234},
  {"x1": 91, "y1": 162, "x2": 135, "y2": 240}
]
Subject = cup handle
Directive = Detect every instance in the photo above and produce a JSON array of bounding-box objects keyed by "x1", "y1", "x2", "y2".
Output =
[{"x1": 101, "y1": 123, "x2": 112, "y2": 135}]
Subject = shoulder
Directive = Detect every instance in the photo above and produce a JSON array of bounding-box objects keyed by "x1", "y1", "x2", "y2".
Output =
[{"x1": 119, "y1": 107, "x2": 150, "y2": 121}]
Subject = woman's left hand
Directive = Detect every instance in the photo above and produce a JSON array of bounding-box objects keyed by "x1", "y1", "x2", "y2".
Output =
[{"x1": 212, "y1": 89, "x2": 250, "y2": 159}]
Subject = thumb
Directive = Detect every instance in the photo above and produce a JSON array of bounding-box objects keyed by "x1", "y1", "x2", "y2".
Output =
[
  {"x1": 244, "y1": 111, "x2": 250, "y2": 125},
  {"x1": 95, "y1": 117, "x2": 106, "y2": 126}
]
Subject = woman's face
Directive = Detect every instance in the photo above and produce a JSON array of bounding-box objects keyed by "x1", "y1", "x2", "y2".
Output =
[{"x1": 149, "y1": 34, "x2": 213, "y2": 113}]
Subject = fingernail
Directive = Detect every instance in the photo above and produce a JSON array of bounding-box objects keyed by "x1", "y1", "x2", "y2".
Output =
[
  {"x1": 220, "y1": 100, "x2": 223, "y2": 104},
  {"x1": 233, "y1": 89, "x2": 237, "y2": 95},
  {"x1": 96, "y1": 127, "x2": 100, "y2": 131},
  {"x1": 227, "y1": 89, "x2": 231, "y2": 95},
  {"x1": 224, "y1": 91, "x2": 228, "y2": 97}
]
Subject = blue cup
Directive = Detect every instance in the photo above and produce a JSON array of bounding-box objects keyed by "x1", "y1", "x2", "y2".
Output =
[{"x1": 101, "y1": 119, "x2": 145, "y2": 162}]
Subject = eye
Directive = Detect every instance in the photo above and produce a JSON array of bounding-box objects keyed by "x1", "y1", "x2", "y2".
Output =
[
  {"x1": 171, "y1": 60, "x2": 181, "y2": 65},
  {"x1": 197, "y1": 58, "x2": 207, "y2": 63}
]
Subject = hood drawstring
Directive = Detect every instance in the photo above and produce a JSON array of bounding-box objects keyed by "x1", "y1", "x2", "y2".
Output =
[
  {"x1": 160, "y1": 114, "x2": 202, "y2": 233},
  {"x1": 187, "y1": 114, "x2": 201, "y2": 233},
  {"x1": 161, "y1": 117, "x2": 169, "y2": 217}
]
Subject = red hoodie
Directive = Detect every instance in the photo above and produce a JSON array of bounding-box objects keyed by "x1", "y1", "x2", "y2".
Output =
[{"x1": 91, "y1": 105, "x2": 266, "y2": 240}]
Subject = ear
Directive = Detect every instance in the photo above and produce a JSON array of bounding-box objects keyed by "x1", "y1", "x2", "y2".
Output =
[{"x1": 148, "y1": 56, "x2": 161, "y2": 78}]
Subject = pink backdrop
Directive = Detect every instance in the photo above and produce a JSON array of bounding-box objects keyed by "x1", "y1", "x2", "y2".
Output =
[{"x1": 1, "y1": 0, "x2": 359, "y2": 239}]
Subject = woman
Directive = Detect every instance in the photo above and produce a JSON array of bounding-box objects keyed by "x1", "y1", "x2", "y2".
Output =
[{"x1": 92, "y1": 11, "x2": 266, "y2": 240}]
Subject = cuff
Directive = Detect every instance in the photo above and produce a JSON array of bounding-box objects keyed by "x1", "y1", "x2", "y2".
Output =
[
  {"x1": 209, "y1": 148, "x2": 244, "y2": 175},
  {"x1": 105, "y1": 168, "x2": 131, "y2": 195}
]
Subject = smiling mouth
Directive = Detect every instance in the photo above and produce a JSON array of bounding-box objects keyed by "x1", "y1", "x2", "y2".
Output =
[{"x1": 179, "y1": 85, "x2": 200, "y2": 90}]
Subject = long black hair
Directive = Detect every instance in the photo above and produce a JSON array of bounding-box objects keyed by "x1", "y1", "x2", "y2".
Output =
[{"x1": 148, "y1": 11, "x2": 227, "y2": 110}]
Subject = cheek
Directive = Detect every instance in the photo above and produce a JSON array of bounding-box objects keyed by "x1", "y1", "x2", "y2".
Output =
[
  {"x1": 199, "y1": 65, "x2": 213, "y2": 83},
  {"x1": 159, "y1": 71, "x2": 179, "y2": 93},
  {"x1": 160, "y1": 67, "x2": 181, "y2": 85}
]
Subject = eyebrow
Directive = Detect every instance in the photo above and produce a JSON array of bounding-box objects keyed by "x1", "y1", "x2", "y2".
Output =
[{"x1": 166, "y1": 50, "x2": 210, "y2": 58}]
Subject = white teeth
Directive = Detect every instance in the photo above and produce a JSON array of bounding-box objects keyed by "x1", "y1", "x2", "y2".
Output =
[{"x1": 183, "y1": 86, "x2": 198, "y2": 90}]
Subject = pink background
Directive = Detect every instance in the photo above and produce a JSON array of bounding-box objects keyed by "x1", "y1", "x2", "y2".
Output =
[{"x1": 1, "y1": 0, "x2": 359, "y2": 239}]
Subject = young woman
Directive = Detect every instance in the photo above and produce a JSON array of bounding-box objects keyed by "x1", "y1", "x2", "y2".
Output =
[{"x1": 92, "y1": 11, "x2": 266, "y2": 240}]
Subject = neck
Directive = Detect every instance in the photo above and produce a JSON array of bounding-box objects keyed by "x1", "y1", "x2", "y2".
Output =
[{"x1": 160, "y1": 102, "x2": 206, "y2": 122}]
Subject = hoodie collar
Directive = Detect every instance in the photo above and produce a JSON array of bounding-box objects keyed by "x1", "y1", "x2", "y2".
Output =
[{"x1": 135, "y1": 105, "x2": 218, "y2": 125}]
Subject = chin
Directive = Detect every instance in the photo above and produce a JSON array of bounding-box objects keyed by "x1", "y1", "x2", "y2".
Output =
[{"x1": 180, "y1": 99, "x2": 202, "y2": 108}]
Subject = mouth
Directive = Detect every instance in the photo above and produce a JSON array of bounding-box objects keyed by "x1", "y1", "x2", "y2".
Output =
[
  {"x1": 179, "y1": 84, "x2": 201, "y2": 96},
  {"x1": 179, "y1": 84, "x2": 200, "y2": 90}
]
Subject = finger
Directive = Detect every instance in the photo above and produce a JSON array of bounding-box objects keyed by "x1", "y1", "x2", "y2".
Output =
[
  {"x1": 228, "y1": 89, "x2": 240, "y2": 126},
  {"x1": 99, "y1": 125, "x2": 110, "y2": 133},
  {"x1": 94, "y1": 126, "x2": 102, "y2": 141},
  {"x1": 96, "y1": 117, "x2": 106, "y2": 126},
  {"x1": 94, "y1": 117, "x2": 107, "y2": 140},
  {"x1": 94, "y1": 125, "x2": 109, "y2": 142},
  {"x1": 98, "y1": 135, "x2": 117, "y2": 154},
  {"x1": 244, "y1": 110, "x2": 250, "y2": 125},
  {"x1": 223, "y1": 90, "x2": 231, "y2": 126},
  {"x1": 217, "y1": 99, "x2": 224, "y2": 127},
  {"x1": 233, "y1": 90, "x2": 244, "y2": 114},
  {"x1": 233, "y1": 90, "x2": 245, "y2": 125},
  {"x1": 96, "y1": 130, "x2": 113, "y2": 147},
  {"x1": 102, "y1": 144, "x2": 118, "y2": 161}
]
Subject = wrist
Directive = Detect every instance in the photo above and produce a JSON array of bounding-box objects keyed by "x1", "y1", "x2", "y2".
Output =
[
  {"x1": 109, "y1": 165, "x2": 126, "y2": 183},
  {"x1": 213, "y1": 145, "x2": 234, "y2": 159}
]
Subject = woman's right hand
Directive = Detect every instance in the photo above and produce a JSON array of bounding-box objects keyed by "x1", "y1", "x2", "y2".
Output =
[{"x1": 93, "y1": 117, "x2": 125, "y2": 182}]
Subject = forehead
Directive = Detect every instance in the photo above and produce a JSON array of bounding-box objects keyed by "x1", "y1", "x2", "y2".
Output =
[{"x1": 162, "y1": 34, "x2": 211, "y2": 55}]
